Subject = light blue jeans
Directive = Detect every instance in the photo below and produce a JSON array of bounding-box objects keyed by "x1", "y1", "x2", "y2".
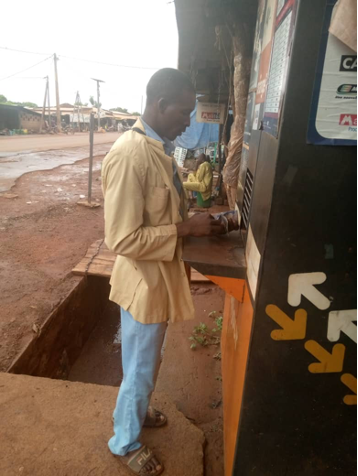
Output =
[{"x1": 108, "y1": 307, "x2": 167, "y2": 456}]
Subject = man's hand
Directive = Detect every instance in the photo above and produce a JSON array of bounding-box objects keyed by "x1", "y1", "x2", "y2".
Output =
[
  {"x1": 178, "y1": 166, "x2": 189, "y2": 174},
  {"x1": 176, "y1": 213, "x2": 226, "y2": 238}
]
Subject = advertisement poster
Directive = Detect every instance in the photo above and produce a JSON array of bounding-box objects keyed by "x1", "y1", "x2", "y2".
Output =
[
  {"x1": 256, "y1": 0, "x2": 277, "y2": 105},
  {"x1": 196, "y1": 102, "x2": 225, "y2": 124},
  {"x1": 263, "y1": 0, "x2": 297, "y2": 137},
  {"x1": 244, "y1": 0, "x2": 278, "y2": 134},
  {"x1": 276, "y1": 0, "x2": 285, "y2": 16},
  {"x1": 307, "y1": 0, "x2": 357, "y2": 145},
  {"x1": 252, "y1": 104, "x2": 261, "y2": 131},
  {"x1": 249, "y1": 0, "x2": 266, "y2": 92},
  {"x1": 243, "y1": 92, "x2": 256, "y2": 148},
  {"x1": 241, "y1": 0, "x2": 280, "y2": 157}
]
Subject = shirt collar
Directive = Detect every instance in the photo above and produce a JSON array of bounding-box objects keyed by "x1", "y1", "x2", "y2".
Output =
[{"x1": 141, "y1": 118, "x2": 175, "y2": 156}]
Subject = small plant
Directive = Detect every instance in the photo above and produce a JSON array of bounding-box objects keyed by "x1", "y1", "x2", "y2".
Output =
[
  {"x1": 189, "y1": 312, "x2": 223, "y2": 350},
  {"x1": 213, "y1": 316, "x2": 223, "y2": 332},
  {"x1": 209, "y1": 311, "x2": 223, "y2": 332}
]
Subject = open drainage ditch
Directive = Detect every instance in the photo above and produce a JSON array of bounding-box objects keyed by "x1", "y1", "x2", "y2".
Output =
[{"x1": 8, "y1": 276, "x2": 123, "y2": 385}]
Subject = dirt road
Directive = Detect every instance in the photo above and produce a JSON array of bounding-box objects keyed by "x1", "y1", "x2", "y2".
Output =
[{"x1": 0, "y1": 132, "x2": 120, "y2": 154}]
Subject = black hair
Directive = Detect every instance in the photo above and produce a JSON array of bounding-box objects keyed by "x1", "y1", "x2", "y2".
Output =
[{"x1": 146, "y1": 68, "x2": 195, "y2": 105}]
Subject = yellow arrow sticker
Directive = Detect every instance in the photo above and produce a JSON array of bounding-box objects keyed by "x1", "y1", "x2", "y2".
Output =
[
  {"x1": 341, "y1": 374, "x2": 357, "y2": 406},
  {"x1": 266, "y1": 304, "x2": 307, "y2": 340},
  {"x1": 304, "y1": 340, "x2": 345, "y2": 373}
]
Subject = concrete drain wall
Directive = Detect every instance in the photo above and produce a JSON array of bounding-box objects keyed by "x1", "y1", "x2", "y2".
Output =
[{"x1": 8, "y1": 276, "x2": 111, "y2": 379}]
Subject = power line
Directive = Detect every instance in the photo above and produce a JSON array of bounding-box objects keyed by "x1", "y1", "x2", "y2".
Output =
[
  {"x1": 0, "y1": 46, "x2": 51, "y2": 56},
  {"x1": 0, "y1": 55, "x2": 53, "y2": 82},
  {"x1": 0, "y1": 46, "x2": 161, "y2": 71},
  {"x1": 59, "y1": 54, "x2": 159, "y2": 71},
  {"x1": 11, "y1": 76, "x2": 45, "y2": 79}
]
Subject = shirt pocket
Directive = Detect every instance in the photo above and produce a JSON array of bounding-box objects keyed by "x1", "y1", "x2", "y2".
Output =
[{"x1": 144, "y1": 186, "x2": 170, "y2": 225}]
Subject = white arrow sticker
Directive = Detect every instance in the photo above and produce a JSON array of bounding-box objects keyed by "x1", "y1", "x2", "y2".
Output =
[
  {"x1": 327, "y1": 310, "x2": 357, "y2": 344},
  {"x1": 288, "y1": 272, "x2": 331, "y2": 310}
]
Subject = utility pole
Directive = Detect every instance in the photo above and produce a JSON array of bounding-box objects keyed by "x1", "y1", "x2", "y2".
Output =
[
  {"x1": 91, "y1": 78, "x2": 105, "y2": 131},
  {"x1": 54, "y1": 54, "x2": 61, "y2": 132},
  {"x1": 77, "y1": 93, "x2": 81, "y2": 131},
  {"x1": 88, "y1": 113, "x2": 94, "y2": 204},
  {"x1": 141, "y1": 95, "x2": 143, "y2": 115},
  {"x1": 74, "y1": 91, "x2": 82, "y2": 131},
  {"x1": 47, "y1": 78, "x2": 51, "y2": 131},
  {"x1": 40, "y1": 76, "x2": 48, "y2": 133},
  {"x1": 77, "y1": 112, "x2": 99, "y2": 208}
]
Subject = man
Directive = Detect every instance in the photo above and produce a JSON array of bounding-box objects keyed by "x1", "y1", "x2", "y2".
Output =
[
  {"x1": 183, "y1": 153, "x2": 213, "y2": 206},
  {"x1": 102, "y1": 68, "x2": 225, "y2": 475}
]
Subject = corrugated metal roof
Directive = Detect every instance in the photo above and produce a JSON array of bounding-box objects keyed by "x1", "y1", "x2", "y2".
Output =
[{"x1": 0, "y1": 104, "x2": 42, "y2": 115}]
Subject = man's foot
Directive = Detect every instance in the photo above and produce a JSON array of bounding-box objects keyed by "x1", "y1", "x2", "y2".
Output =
[
  {"x1": 112, "y1": 407, "x2": 167, "y2": 428},
  {"x1": 143, "y1": 406, "x2": 167, "y2": 428},
  {"x1": 121, "y1": 445, "x2": 164, "y2": 475}
]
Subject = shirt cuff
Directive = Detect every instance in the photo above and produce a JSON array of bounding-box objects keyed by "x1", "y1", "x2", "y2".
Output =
[{"x1": 160, "y1": 224, "x2": 178, "y2": 262}]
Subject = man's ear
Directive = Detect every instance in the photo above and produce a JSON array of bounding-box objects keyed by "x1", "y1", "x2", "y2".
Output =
[{"x1": 158, "y1": 97, "x2": 169, "y2": 113}]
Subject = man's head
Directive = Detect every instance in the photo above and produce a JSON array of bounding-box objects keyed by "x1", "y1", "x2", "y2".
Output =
[
  {"x1": 143, "y1": 68, "x2": 196, "y2": 141},
  {"x1": 195, "y1": 153, "x2": 206, "y2": 170}
]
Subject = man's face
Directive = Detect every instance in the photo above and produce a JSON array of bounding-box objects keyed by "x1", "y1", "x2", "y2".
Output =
[
  {"x1": 195, "y1": 154, "x2": 206, "y2": 170},
  {"x1": 158, "y1": 90, "x2": 196, "y2": 141}
]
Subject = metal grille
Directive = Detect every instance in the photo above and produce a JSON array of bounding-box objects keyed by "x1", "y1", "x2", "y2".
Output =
[{"x1": 241, "y1": 169, "x2": 254, "y2": 230}]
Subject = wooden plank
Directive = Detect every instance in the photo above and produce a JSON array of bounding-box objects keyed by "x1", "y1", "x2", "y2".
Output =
[
  {"x1": 183, "y1": 231, "x2": 246, "y2": 279},
  {"x1": 73, "y1": 239, "x2": 218, "y2": 282},
  {"x1": 72, "y1": 240, "x2": 116, "y2": 278}
]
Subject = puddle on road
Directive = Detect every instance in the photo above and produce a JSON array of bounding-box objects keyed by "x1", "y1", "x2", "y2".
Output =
[
  {"x1": 0, "y1": 151, "x2": 33, "y2": 159},
  {"x1": 0, "y1": 159, "x2": 20, "y2": 164},
  {"x1": 0, "y1": 144, "x2": 111, "y2": 193}
]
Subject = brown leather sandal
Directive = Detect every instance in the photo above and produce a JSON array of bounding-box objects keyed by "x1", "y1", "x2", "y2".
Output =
[
  {"x1": 112, "y1": 407, "x2": 167, "y2": 428},
  {"x1": 143, "y1": 406, "x2": 167, "y2": 428}
]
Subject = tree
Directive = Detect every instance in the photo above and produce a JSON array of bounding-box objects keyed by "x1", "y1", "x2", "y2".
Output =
[
  {"x1": 110, "y1": 107, "x2": 128, "y2": 113},
  {"x1": 21, "y1": 101, "x2": 38, "y2": 108},
  {"x1": 75, "y1": 100, "x2": 88, "y2": 106},
  {"x1": 0, "y1": 95, "x2": 38, "y2": 107},
  {"x1": 110, "y1": 107, "x2": 141, "y2": 115},
  {"x1": 89, "y1": 96, "x2": 101, "y2": 108}
]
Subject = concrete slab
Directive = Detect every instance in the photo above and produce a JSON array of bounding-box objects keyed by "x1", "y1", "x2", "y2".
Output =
[{"x1": 0, "y1": 373, "x2": 204, "y2": 476}]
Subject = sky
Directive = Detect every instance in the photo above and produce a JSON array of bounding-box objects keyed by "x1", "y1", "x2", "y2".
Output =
[{"x1": 0, "y1": 0, "x2": 178, "y2": 113}]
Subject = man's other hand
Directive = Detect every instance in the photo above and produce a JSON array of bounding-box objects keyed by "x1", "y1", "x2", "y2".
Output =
[{"x1": 176, "y1": 213, "x2": 226, "y2": 238}]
